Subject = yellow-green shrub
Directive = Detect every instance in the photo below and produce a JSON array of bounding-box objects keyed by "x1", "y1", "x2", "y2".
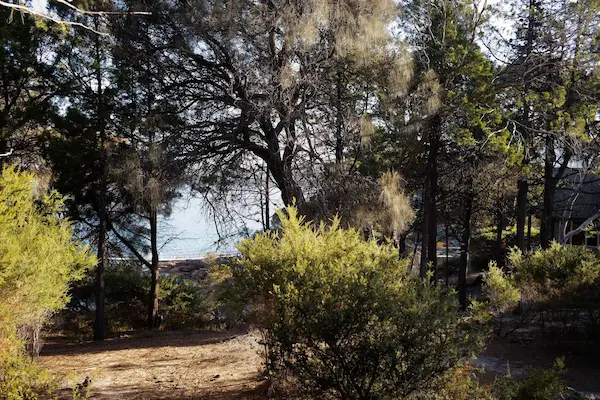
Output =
[
  {"x1": 233, "y1": 207, "x2": 487, "y2": 400},
  {"x1": 509, "y1": 243, "x2": 600, "y2": 304},
  {"x1": 0, "y1": 166, "x2": 95, "y2": 397},
  {"x1": 471, "y1": 263, "x2": 521, "y2": 336}
]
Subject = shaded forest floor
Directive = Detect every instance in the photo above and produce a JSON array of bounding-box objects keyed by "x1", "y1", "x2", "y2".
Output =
[
  {"x1": 40, "y1": 330, "x2": 268, "y2": 399},
  {"x1": 40, "y1": 329, "x2": 600, "y2": 399}
]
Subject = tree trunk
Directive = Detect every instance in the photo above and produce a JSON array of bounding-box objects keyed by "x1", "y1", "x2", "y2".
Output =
[
  {"x1": 540, "y1": 136, "x2": 554, "y2": 248},
  {"x1": 268, "y1": 158, "x2": 305, "y2": 211},
  {"x1": 93, "y1": 15, "x2": 107, "y2": 342},
  {"x1": 420, "y1": 185, "x2": 430, "y2": 278},
  {"x1": 445, "y1": 224, "x2": 450, "y2": 288},
  {"x1": 515, "y1": 178, "x2": 528, "y2": 251},
  {"x1": 458, "y1": 190, "x2": 474, "y2": 308},
  {"x1": 516, "y1": 0, "x2": 536, "y2": 252},
  {"x1": 265, "y1": 167, "x2": 270, "y2": 230},
  {"x1": 94, "y1": 210, "x2": 107, "y2": 341},
  {"x1": 427, "y1": 120, "x2": 440, "y2": 280},
  {"x1": 527, "y1": 213, "x2": 532, "y2": 250},
  {"x1": 148, "y1": 206, "x2": 160, "y2": 329},
  {"x1": 335, "y1": 68, "x2": 344, "y2": 165},
  {"x1": 496, "y1": 208, "x2": 503, "y2": 264},
  {"x1": 541, "y1": 138, "x2": 570, "y2": 248},
  {"x1": 397, "y1": 232, "x2": 407, "y2": 258}
]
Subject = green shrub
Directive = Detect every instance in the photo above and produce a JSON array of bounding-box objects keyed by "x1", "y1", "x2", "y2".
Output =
[
  {"x1": 0, "y1": 167, "x2": 96, "y2": 397},
  {"x1": 493, "y1": 358, "x2": 566, "y2": 400},
  {"x1": 159, "y1": 275, "x2": 210, "y2": 329},
  {"x1": 233, "y1": 207, "x2": 488, "y2": 400},
  {"x1": 59, "y1": 261, "x2": 211, "y2": 334},
  {"x1": 509, "y1": 243, "x2": 600, "y2": 304},
  {"x1": 471, "y1": 263, "x2": 521, "y2": 335},
  {"x1": 485, "y1": 264, "x2": 521, "y2": 315},
  {"x1": 424, "y1": 363, "x2": 493, "y2": 400}
]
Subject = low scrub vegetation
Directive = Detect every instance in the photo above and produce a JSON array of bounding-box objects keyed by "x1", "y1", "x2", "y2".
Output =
[
  {"x1": 0, "y1": 167, "x2": 96, "y2": 398},
  {"x1": 479, "y1": 243, "x2": 600, "y2": 343},
  {"x1": 509, "y1": 243, "x2": 600, "y2": 306},
  {"x1": 229, "y1": 207, "x2": 490, "y2": 399},
  {"x1": 57, "y1": 261, "x2": 213, "y2": 336}
]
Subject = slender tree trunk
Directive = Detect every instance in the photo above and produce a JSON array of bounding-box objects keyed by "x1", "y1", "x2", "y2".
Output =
[
  {"x1": 265, "y1": 167, "x2": 270, "y2": 230},
  {"x1": 148, "y1": 206, "x2": 160, "y2": 329},
  {"x1": 496, "y1": 208, "x2": 503, "y2": 264},
  {"x1": 516, "y1": 178, "x2": 528, "y2": 251},
  {"x1": 398, "y1": 232, "x2": 407, "y2": 258},
  {"x1": 458, "y1": 191, "x2": 474, "y2": 308},
  {"x1": 445, "y1": 224, "x2": 450, "y2": 288},
  {"x1": 93, "y1": 15, "x2": 107, "y2": 341},
  {"x1": 420, "y1": 187, "x2": 430, "y2": 278},
  {"x1": 335, "y1": 68, "x2": 344, "y2": 165},
  {"x1": 516, "y1": 0, "x2": 536, "y2": 252},
  {"x1": 427, "y1": 120, "x2": 440, "y2": 281},
  {"x1": 527, "y1": 213, "x2": 532, "y2": 251},
  {"x1": 94, "y1": 206, "x2": 107, "y2": 341},
  {"x1": 268, "y1": 158, "x2": 305, "y2": 211},
  {"x1": 540, "y1": 136, "x2": 555, "y2": 248}
]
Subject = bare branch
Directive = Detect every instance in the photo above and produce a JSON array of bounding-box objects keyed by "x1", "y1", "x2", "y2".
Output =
[
  {"x1": 0, "y1": 0, "x2": 151, "y2": 35},
  {"x1": 0, "y1": 149, "x2": 14, "y2": 158},
  {"x1": 562, "y1": 209, "x2": 600, "y2": 244}
]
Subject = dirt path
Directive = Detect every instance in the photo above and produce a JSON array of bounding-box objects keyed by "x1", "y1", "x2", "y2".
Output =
[
  {"x1": 39, "y1": 331, "x2": 267, "y2": 399},
  {"x1": 40, "y1": 329, "x2": 600, "y2": 399}
]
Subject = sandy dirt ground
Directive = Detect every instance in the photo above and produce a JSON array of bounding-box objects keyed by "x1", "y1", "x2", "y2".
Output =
[
  {"x1": 39, "y1": 330, "x2": 268, "y2": 400},
  {"x1": 39, "y1": 329, "x2": 600, "y2": 399}
]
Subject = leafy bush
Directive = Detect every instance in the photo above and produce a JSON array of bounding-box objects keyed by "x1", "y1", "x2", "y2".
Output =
[
  {"x1": 159, "y1": 275, "x2": 210, "y2": 329},
  {"x1": 59, "y1": 261, "x2": 211, "y2": 334},
  {"x1": 509, "y1": 243, "x2": 600, "y2": 304},
  {"x1": 425, "y1": 363, "x2": 493, "y2": 400},
  {"x1": 471, "y1": 263, "x2": 521, "y2": 335},
  {"x1": 493, "y1": 358, "x2": 566, "y2": 400},
  {"x1": 0, "y1": 167, "x2": 95, "y2": 397},
  {"x1": 485, "y1": 264, "x2": 521, "y2": 315},
  {"x1": 233, "y1": 207, "x2": 487, "y2": 400}
]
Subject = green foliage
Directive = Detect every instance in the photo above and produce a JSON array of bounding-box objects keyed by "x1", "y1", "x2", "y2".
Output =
[
  {"x1": 104, "y1": 262, "x2": 150, "y2": 332},
  {"x1": 234, "y1": 206, "x2": 487, "y2": 400},
  {"x1": 0, "y1": 352, "x2": 59, "y2": 400},
  {"x1": 493, "y1": 358, "x2": 566, "y2": 400},
  {"x1": 509, "y1": 243, "x2": 600, "y2": 302},
  {"x1": 471, "y1": 264, "x2": 521, "y2": 335},
  {"x1": 424, "y1": 363, "x2": 493, "y2": 400},
  {"x1": 60, "y1": 261, "x2": 211, "y2": 334},
  {"x1": 485, "y1": 264, "x2": 521, "y2": 316},
  {"x1": 0, "y1": 166, "x2": 95, "y2": 398},
  {"x1": 159, "y1": 275, "x2": 210, "y2": 330}
]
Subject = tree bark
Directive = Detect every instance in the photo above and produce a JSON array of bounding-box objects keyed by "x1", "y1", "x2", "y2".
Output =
[
  {"x1": 458, "y1": 190, "x2": 474, "y2": 308},
  {"x1": 540, "y1": 136, "x2": 554, "y2": 248},
  {"x1": 496, "y1": 208, "x2": 503, "y2": 264},
  {"x1": 268, "y1": 157, "x2": 305, "y2": 211},
  {"x1": 148, "y1": 206, "x2": 160, "y2": 329},
  {"x1": 265, "y1": 167, "x2": 270, "y2": 230},
  {"x1": 420, "y1": 179, "x2": 430, "y2": 278},
  {"x1": 515, "y1": 0, "x2": 536, "y2": 252},
  {"x1": 541, "y1": 137, "x2": 570, "y2": 248},
  {"x1": 94, "y1": 207, "x2": 107, "y2": 341},
  {"x1": 515, "y1": 178, "x2": 528, "y2": 251},
  {"x1": 427, "y1": 120, "x2": 440, "y2": 281},
  {"x1": 93, "y1": 15, "x2": 107, "y2": 342}
]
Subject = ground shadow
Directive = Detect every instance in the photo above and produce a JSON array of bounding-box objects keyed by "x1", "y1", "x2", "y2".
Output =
[{"x1": 40, "y1": 329, "x2": 248, "y2": 357}]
